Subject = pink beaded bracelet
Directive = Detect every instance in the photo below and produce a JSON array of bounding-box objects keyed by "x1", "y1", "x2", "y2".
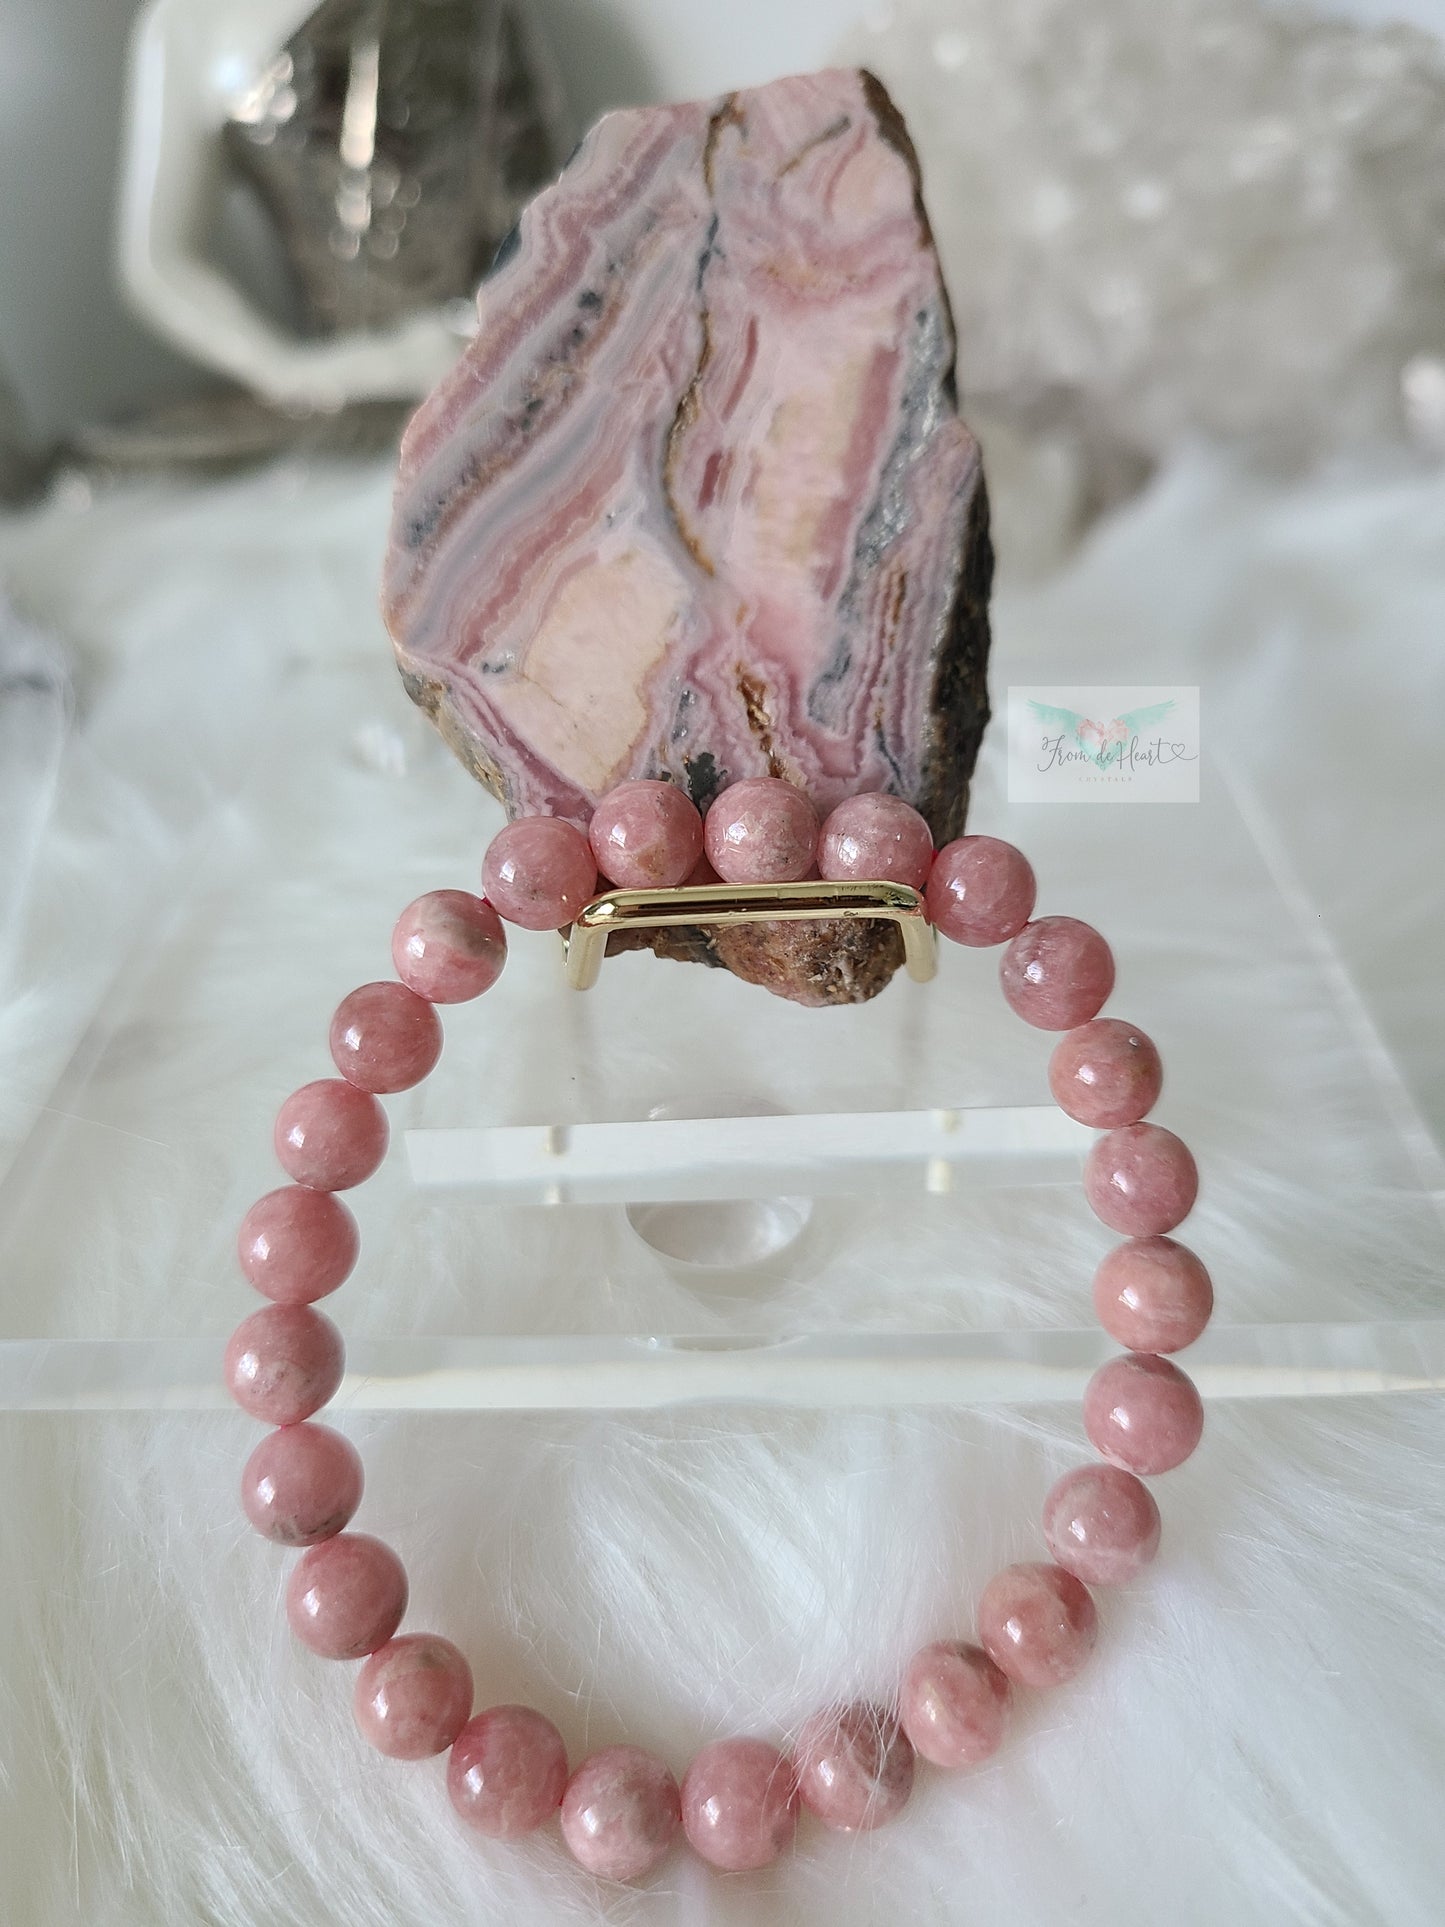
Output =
[{"x1": 224, "y1": 775, "x2": 1210, "y2": 1882}]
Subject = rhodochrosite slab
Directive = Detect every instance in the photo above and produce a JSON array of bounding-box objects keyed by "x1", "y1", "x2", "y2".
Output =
[{"x1": 383, "y1": 68, "x2": 993, "y2": 1003}]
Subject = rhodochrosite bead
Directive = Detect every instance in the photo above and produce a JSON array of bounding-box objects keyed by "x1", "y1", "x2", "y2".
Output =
[
  {"x1": 898, "y1": 1641, "x2": 1011, "y2": 1769},
  {"x1": 240, "y1": 1422, "x2": 362, "y2": 1545},
  {"x1": 1048, "y1": 1018, "x2": 1163, "y2": 1128},
  {"x1": 680, "y1": 1738, "x2": 798, "y2": 1872},
  {"x1": 237, "y1": 1186, "x2": 359, "y2": 1303},
  {"x1": 794, "y1": 1704, "x2": 915, "y2": 1832},
  {"x1": 448, "y1": 1705, "x2": 570, "y2": 1839},
  {"x1": 704, "y1": 778, "x2": 819, "y2": 884},
  {"x1": 589, "y1": 780, "x2": 704, "y2": 889},
  {"x1": 1084, "y1": 1353, "x2": 1205, "y2": 1476},
  {"x1": 482, "y1": 817, "x2": 598, "y2": 930},
  {"x1": 560, "y1": 1745, "x2": 681, "y2": 1882},
  {"x1": 273, "y1": 1079, "x2": 388, "y2": 1190},
  {"x1": 927, "y1": 836, "x2": 1036, "y2": 947},
  {"x1": 1042, "y1": 1464, "x2": 1162, "y2": 1586},
  {"x1": 1000, "y1": 917, "x2": 1115, "y2": 1029},
  {"x1": 329, "y1": 981, "x2": 442, "y2": 1093},
  {"x1": 1092, "y1": 1236, "x2": 1214, "y2": 1353},
  {"x1": 354, "y1": 1635, "x2": 474, "y2": 1759},
  {"x1": 285, "y1": 1533, "x2": 408, "y2": 1659},
  {"x1": 817, "y1": 793, "x2": 933, "y2": 889},
  {"x1": 224, "y1": 1304, "x2": 344, "y2": 1425},
  {"x1": 391, "y1": 890, "x2": 507, "y2": 1002},
  {"x1": 976, "y1": 1563, "x2": 1098, "y2": 1688},
  {"x1": 1084, "y1": 1123, "x2": 1199, "y2": 1236}
]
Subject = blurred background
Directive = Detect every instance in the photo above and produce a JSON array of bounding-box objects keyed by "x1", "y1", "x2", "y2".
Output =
[
  {"x1": 0, "y1": 0, "x2": 889, "y2": 444},
  {"x1": 2, "y1": 0, "x2": 1444, "y2": 553}
]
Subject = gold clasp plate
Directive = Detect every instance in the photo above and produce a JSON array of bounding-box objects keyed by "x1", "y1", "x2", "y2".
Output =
[{"x1": 561, "y1": 879, "x2": 938, "y2": 991}]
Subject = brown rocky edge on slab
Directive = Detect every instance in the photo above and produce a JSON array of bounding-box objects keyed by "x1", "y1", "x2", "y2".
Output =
[{"x1": 603, "y1": 481, "x2": 991, "y2": 1008}]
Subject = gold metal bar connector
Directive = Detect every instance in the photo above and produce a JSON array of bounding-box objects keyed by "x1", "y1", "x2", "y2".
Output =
[{"x1": 561, "y1": 879, "x2": 937, "y2": 991}]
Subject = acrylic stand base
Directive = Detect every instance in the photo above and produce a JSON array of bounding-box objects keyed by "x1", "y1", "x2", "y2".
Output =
[{"x1": 1, "y1": 694, "x2": 1441, "y2": 1417}]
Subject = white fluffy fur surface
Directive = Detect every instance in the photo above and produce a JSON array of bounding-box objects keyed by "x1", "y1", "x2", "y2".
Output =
[{"x1": 1, "y1": 448, "x2": 1443, "y2": 1926}]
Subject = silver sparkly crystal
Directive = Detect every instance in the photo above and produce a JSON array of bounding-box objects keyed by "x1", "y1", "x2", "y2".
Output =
[{"x1": 223, "y1": 0, "x2": 569, "y2": 338}]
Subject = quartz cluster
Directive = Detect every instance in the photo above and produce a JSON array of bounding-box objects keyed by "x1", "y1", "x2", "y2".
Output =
[{"x1": 844, "y1": 0, "x2": 1445, "y2": 560}]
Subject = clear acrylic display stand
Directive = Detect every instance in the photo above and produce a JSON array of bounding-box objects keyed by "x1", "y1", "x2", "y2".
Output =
[{"x1": 2, "y1": 654, "x2": 1442, "y2": 1421}]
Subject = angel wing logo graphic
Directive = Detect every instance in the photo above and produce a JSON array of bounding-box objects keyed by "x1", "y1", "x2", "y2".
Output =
[{"x1": 1029, "y1": 698, "x2": 1176, "y2": 755}]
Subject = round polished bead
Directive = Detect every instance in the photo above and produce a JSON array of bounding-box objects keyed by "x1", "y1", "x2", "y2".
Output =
[
  {"x1": 794, "y1": 1704, "x2": 914, "y2": 1833},
  {"x1": 237, "y1": 1186, "x2": 359, "y2": 1303},
  {"x1": 817, "y1": 793, "x2": 933, "y2": 890},
  {"x1": 224, "y1": 1304, "x2": 345, "y2": 1425},
  {"x1": 1084, "y1": 1352, "x2": 1204, "y2": 1476},
  {"x1": 448, "y1": 1705, "x2": 570, "y2": 1839},
  {"x1": 680, "y1": 1737, "x2": 798, "y2": 1872},
  {"x1": 560, "y1": 1744, "x2": 681, "y2": 1883},
  {"x1": 482, "y1": 817, "x2": 598, "y2": 930},
  {"x1": 1042, "y1": 1464, "x2": 1162, "y2": 1586},
  {"x1": 1093, "y1": 1236, "x2": 1214, "y2": 1353},
  {"x1": 977, "y1": 1563, "x2": 1098, "y2": 1688},
  {"x1": 926, "y1": 835, "x2": 1037, "y2": 947},
  {"x1": 703, "y1": 777, "x2": 819, "y2": 884},
  {"x1": 1084, "y1": 1123, "x2": 1198, "y2": 1236},
  {"x1": 1000, "y1": 917, "x2": 1115, "y2": 1029},
  {"x1": 273, "y1": 1079, "x2": 388, "y2": 1190},
  {"x1": 1048, "y1": 1018, "x2": 1162, "y2": 1128},
  {"x1": 898, "y1": 1641, "x2": 1011, "y2": 1769},
  {"x1": 588, "y1": 780, "x2": 704, "y2": 889},
  {"x1": 354, "y1": 1634, "x2": 473, "y2": 1759},
  {"x1": 240, "y1": 1422, "x2": 362, "y2": 1545},
  {"x1": 391, "y1": 890, "x2": 507, "y2": 1003},
  {"x1": 285, "y1": 1533, "x2": 408, "y2": 1659},
  {"x1": 329, "y1": 981, "x2": 442, "y2": 1093}
]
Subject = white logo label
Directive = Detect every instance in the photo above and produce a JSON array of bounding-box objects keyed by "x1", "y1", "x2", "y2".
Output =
[{"x1": 1007, "y1": 686, "x2": 1201, "y2": 803}]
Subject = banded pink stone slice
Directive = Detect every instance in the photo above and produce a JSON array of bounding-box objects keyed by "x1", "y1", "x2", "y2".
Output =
[{"x1": 383, "y1": 68, "x2": 992, "y2": 1005}]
